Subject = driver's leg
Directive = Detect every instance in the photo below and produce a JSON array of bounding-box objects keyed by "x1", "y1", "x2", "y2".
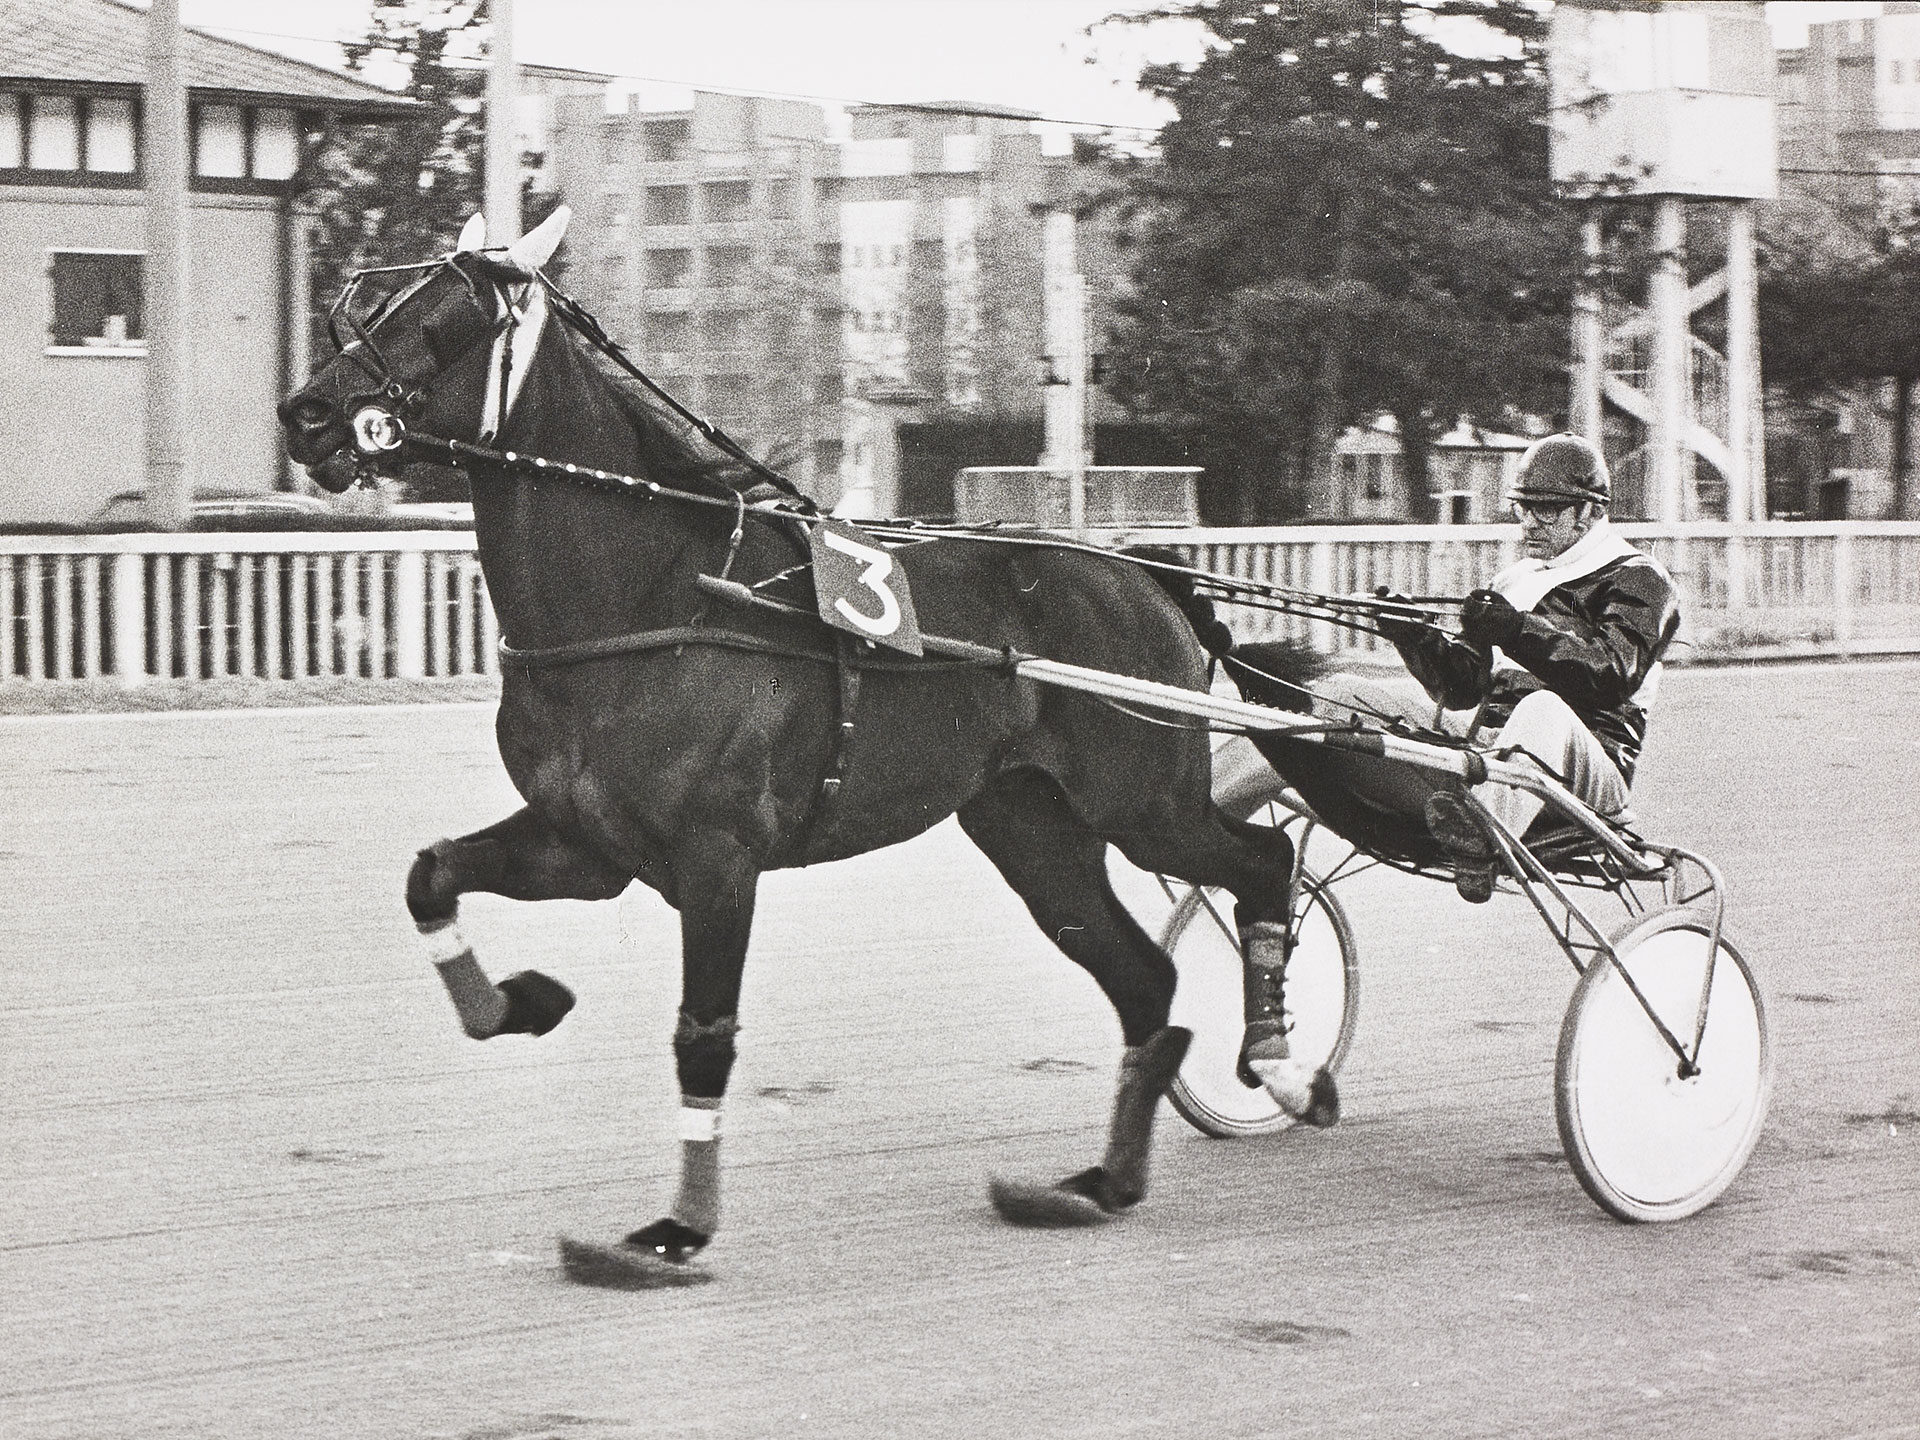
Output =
[{"x1": 1472, "y1": 690, "x2": 1628, "y2": 838}]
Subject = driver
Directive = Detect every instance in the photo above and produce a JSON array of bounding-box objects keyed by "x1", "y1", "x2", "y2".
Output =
[{"x1": 1358, "y1": 432, "x2": 1682, "y2": 901}]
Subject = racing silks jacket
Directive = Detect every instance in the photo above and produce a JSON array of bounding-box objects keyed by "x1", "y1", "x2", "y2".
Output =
[{"x1": 1389, "y1": 536, "x2": 1681, "y2": 785}]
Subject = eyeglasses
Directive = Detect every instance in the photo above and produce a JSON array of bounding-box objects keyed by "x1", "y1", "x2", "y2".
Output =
[{"x1": 1508, "y1": 499, "x2": 1578, "y2": 524}]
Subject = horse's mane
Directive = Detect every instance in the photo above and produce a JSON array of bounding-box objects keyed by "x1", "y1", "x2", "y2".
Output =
[{"x1": 554, "y1": 307, "x2": 757, "y2": 500}]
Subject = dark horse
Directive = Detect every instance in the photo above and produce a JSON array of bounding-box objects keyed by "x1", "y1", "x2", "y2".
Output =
[{"x1": 279, "y1": 210, "x2": 1330, "y2": 1284}]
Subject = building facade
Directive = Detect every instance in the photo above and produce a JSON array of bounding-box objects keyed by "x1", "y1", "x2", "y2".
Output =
[
  {"x1": 533, "y1": 89, "x2": 1103, "y2": 515},
  {"x1": 0, "y1": 0, "x2": 407, "y2": 526}
]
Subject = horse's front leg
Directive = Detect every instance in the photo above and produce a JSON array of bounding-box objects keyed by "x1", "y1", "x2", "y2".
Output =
[
  {"x1": 406, "y1": 805, "x2": 631, "y2": 1039},
  {"x1": 560, "y1": 829, "x2": 759, "y2": 1287}
]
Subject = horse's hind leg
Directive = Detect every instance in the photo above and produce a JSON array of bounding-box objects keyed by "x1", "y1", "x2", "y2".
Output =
[
  {"x1": 959, "y1": 770, "x2": 1191, "y2": 1223},
  {"x1": 1114, "y1": 804, "x2": 1340, "y2": 1128},
  {"x1": 406, "y1": 806, "x2": 630, "y2": 1039}
]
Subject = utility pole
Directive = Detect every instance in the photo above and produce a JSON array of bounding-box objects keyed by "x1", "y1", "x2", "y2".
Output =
[
  {"x1": 144, "y1": 0, "x2": 192, "y2": 530},
  {"x1": 485, "y1": 0, "x2": 520, "y2": 244},
  {"x1": 1040, "y1": 210, "x2": 1088, "y2": 535}
]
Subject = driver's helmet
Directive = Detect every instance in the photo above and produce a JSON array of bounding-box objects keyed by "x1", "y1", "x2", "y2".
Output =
[{"x1": 1508, "y1": 433, "x2": 1610, "y2": 506}]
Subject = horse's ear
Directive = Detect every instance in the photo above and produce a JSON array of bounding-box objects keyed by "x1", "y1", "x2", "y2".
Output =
[
  {"x1": 502, "y1": 205, "x2": 571, "y2": 275},
  {"x1": 456, "y1": 213, "x2": 487, "y2": 253}
]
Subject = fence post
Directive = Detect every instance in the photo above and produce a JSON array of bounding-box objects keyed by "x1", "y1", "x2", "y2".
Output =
[
  {"x1": 1831, "y1": 529, "x2": 1855, "y2": 655},
  {"x1": 394, "y1": 549, "x2": 426, "y2": 679},
  {"x1": 111, "y1": 551, "x2": 147, "y2": 686},
  {"x1": 1308, "y1": 538, "x2": 1336, "y2": 653}
]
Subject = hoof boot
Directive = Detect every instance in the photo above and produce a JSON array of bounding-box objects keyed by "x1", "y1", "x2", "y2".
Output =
[
  {"x1": 988, "y1": 1166, "x2": 1132, "y2": 1227},
  {"x1": 496, "y1": 971, "x2": 575, "y2": 1037},
  {"x1": 558, "y1": 1218, "x2": 713, "y2": 1290}
]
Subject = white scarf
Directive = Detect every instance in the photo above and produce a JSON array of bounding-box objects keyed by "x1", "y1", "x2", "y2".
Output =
[
  {"x1": 1486, "y1": 517, "x2": 1670, "y2": 710},
  {"x1": 1490, "y1": 516, "x2": 1641, "y2": 613}
]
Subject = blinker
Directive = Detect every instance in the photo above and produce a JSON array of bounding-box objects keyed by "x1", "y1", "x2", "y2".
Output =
[{"x1": 350, "y1": 404, "x2": 407, "y2": 457}]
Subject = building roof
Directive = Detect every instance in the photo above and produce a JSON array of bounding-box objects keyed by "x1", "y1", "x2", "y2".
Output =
[{"x1": 0, "y1": 0, "x2": 414, "y2": 114}]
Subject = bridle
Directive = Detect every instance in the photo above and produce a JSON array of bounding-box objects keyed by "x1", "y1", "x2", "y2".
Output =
[
  {"x1": 325, "y1": 252, "x2": 525, "y2": 469},
  {"x1": 320, "y1": 250, "x2": 816, "y2": 510}
]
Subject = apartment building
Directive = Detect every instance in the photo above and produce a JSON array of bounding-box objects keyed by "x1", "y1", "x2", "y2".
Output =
[
  {"x1": 1776, "y1": 2, "x2": 1920, "y2": 222},
  {"x1": 534, "y1": 89, "x2": 1096, "y2": 514}
]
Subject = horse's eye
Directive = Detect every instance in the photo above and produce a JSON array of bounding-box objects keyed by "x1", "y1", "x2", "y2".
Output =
[{"x1": 421, "y1": 314, "x2": 466, "y2": 365}]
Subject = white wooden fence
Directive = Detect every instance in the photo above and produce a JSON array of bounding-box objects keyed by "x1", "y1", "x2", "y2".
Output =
[
  {"x1": 1, "y1": 522, "x2": 1916, "y2": 687},
  {"x1": 0, "y1": 533, "x2": 494, "y2": 684}
]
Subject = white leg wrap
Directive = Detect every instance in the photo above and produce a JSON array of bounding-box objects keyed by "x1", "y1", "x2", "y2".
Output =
[
  {"x1": 677, "y1": 1105, "x2": 722, "y2": 1142},
  {"x1": 1247, "y1": 1053, "x2": 1316, "y2": 1119},
  {"x1": 420, "y1": 918, "x2": 470, "y2": 964}
]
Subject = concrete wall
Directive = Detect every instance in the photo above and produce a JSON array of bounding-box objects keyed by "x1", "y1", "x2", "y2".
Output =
[{"x1": 0, "y1": 188, "x2": 285, "y2": 525}]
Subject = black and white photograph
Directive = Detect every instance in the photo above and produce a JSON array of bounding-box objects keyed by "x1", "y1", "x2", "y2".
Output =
[{"x1": 1, "y1": 0, "x2": 1915, "y2": 1434}]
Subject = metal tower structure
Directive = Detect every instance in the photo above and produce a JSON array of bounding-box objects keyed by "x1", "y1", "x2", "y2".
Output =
[{"x1": 1550, "y1": 1, "x2": 1777, "y2": 521}]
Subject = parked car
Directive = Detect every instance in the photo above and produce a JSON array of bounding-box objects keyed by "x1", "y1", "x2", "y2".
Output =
[
  {"x1": 80, "y1": 489, "x2": 473, "y2": 532},
  {"x1": 84, "y1": 488, "x2": 336, "y2": 532},
  {"x1": 384, "y1": 501, "x2": 474, "y2": 528}
]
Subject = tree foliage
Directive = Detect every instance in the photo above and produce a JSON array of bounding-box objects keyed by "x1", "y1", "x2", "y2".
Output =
[
  {"x1": 301, "y1": 0, "x2": 487, "y2": 356},
  {"x1": 1760, "y1": 214, "x2": 1920, "y2": 519},
  {"x1": 1099, "y1": 0, "x2": 1580, "y2": 522}
]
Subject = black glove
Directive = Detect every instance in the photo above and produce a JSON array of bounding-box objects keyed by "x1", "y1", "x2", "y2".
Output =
[
  {"x1": 1459, "y1": 587, "x2": 1524, "y2": 651},
  {"x1": 1373, "y1": 588, "x2": 1431, "y2": 647}
]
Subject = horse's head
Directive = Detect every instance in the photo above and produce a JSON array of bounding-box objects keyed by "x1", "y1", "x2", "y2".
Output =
[{"x1": 279, "y1": 207, "x2": 570, "y2": 492}]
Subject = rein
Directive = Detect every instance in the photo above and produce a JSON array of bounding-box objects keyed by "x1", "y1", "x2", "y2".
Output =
[{"x1": 328, "y1": 252, "x2": 1465, "y2": 647}]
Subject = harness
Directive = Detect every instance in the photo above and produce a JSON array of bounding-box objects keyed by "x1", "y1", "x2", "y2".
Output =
[{"x1": 321, "y1": 250, "x2": 1468, "y2": 852}]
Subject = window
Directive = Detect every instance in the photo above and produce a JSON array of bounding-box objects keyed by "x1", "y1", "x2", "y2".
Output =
[
  {"x1": 644, "y1": 120, "x2": 689, "y2": 162},
  {"x1": 1364, "y1": 453, "x2": 1386, "y2": 501},
  {"x1": 646, "y1": 248, "x2": 691, "y2": 288},
  {"x1": 702, "y1": 180, "x2": 752, "y2": 224},
  {"x1": 709, "y1": 373, "x2": 755, "y2": 418},
  {"x1": 648, "y1": 311, "x2": 692, "y2": 352},
  {"x1": 28, "y1": 94, "x2": 78, "y2": 169},
  {"x1": 85, "y1": 97, "x2": 136, "y2": 173},
  {"x1": 0, "y1": 94, "x2": 20, "y2": 168},
  {"x1": 645, "y1": 185, "x2": 690, "y2": 225},
  {"x1": 252, "y1": 108, "x2": 298, "y2": 180},
  {"x1": 48, "y1": 250, "x2": 144, "y2": 351},
  {"x1": 705, "y1": 245, "x2": 751, "y2": 286},
  {"x1": 195, "y1": 103, "x2": 246, "y2": 178},
  {"x1": 767, "y1": 179, "x2": 794, "y2": 219},
  {"x1": 0, "y1": 91, "x2": 149, "y2": 175},
  {"x1": 703, "y1": 310, "x2": 750, "y2": 349},
  {"x1": 1896, "y1": 60, "x2": 1907, "y2": 85}
]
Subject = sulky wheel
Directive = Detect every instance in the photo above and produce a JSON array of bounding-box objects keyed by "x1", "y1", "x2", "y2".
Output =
[
  {"x1": 1161, "y1": 755, "x2": 1360, "y2": 1138},
  {"x1": 1554, "y1": 906, "x2": 1773, "y2": 1222}
]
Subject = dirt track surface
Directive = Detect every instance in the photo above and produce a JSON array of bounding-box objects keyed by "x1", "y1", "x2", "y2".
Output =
[{"x1": 3, "y1": 661, "x2": 1917, "y2": 1439}]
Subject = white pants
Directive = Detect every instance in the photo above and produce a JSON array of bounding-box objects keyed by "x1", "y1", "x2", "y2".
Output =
[{"x1": 1309, "y1": 677, "x2": 1629, "y2": 839}]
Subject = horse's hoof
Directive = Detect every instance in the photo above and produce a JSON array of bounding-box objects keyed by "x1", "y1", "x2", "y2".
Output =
[
  {"x1": 558, "y1": 1225, "x2": 713, "y2": 1290},
  {"x1": 989, "y1": 1167, "x2": 1130, "y2": 1228},
  {"x1": 497, "y1": 971, "x2": 575, "y2": 1037},
  {"x1": 1301, "y1": 1068, "x2": 1340, "y2": 1129}
]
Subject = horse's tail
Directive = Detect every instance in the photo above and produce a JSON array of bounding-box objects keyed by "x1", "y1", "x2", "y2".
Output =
[
  {"x1": 1121, "y1": 545, "x2": 1236, "y2": 659},
  {"x1": 1219, "y1": 641, "x2": 1324, "y2": 716},
  {"x1": 1122, "y1": 545, "x2": 1323, "y2": 713}
]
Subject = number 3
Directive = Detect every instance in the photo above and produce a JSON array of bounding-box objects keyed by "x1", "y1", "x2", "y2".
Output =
[{"x1": 822, "y1": 530, "x2": 902, "y2": 637}]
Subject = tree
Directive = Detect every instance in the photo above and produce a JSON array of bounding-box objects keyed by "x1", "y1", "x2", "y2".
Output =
[
  {"x1": 302, "y1": 0, "x2": 487, "y2": 358},
  {"x1": 1097, "y1": 0, "x2": 1580, "y2": 523},
  {"x1": 1760, "y1": 215, "x2": 1920, "y2": 520}
]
